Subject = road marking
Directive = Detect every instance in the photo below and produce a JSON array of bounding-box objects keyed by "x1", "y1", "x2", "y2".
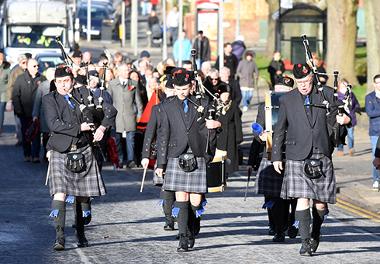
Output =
[
  {"x1": 73, "y1": 243, "x2": 93, "y2": 264},
  {"x1": 336, "y1": 197, "x2": 380, "y2": 223}
]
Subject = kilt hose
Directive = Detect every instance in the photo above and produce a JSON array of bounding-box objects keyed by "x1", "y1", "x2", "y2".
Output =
[
  {"x1": 281, "y1": 153, "x2": 336, "y2": 204},
  {"x1": 47, "y1": 145, "x2": 106, "y2": 197},
  {"x1": 164, "y1": 157, "x2": 207, "y2": 194},
  {"x1": 255, "y1": 158, "x2": 284, "y2": 197}
]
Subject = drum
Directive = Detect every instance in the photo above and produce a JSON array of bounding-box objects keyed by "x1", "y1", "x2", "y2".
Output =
[{"x1": 206, "y1": 153, "x2": 227, "y2": 193}]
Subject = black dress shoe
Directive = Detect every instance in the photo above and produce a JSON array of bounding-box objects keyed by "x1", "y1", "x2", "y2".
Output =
[
  {"x1": 53, "y1": 239, "x2": 65, "y2": 251},
  {"x1": 177, "y1": 235, "x2": 189, "y2": 252},
  {"x1": 299, "y1": 239, "x2": 312, "y2": 256},
  {"x1": 77, "y1": 235, "x2": 89, "y2": 248},
  {"x1": 310, "y1": 237, "x2": 320, "y2": 253},
  {"x1": 164, "y1": 222, "x2": 175, "y2": 231},
  {"x1": 288, "y1": 226, "x2": 299, "y2": 238},
  {"x1": 272, "y1": 233, "x2": 285, "y2": 242}
]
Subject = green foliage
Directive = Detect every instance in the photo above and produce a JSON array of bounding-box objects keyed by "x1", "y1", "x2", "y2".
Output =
[
  {"x1": 256, "y1": 53, "x2": 271, "y2": 83},
  {"x1": 355, "y1": 46, "x2": 367, "y2": 77},
  {"x1": 352, "y1": 83, "x2": 367, "y2": 107}
]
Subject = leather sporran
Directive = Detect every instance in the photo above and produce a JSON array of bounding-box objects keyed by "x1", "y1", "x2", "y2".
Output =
[
  {"x1": 178, "y1": 153, "x2": 198, "y2": 172},
  {"x1": 65, "y1": 151, "x2": 86, "y2": 173},
  {"x1": 303, "y1": 159, "x2": 323, "y2": 179}
]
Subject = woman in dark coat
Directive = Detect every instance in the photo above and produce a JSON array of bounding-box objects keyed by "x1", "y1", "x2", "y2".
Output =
[{"x1": 215, "y1": 83, "x2": 243, "y2": 175}]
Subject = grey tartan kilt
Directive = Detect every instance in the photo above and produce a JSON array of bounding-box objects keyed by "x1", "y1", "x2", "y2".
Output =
[
  {"x1": 255, "y1": 158, "x2": 284, "y2": 197},
  {"x1": 281, "y1": 153, "x2": 336, "y2": 204},
  {"x1": 47, "y1": 145, "x2": 106, "y2": 197},
  {"x1": 163, "y1": 157, "x2": 207, "y2": 193}
]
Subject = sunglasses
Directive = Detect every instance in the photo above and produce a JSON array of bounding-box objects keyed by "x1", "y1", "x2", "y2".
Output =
[{"x1": 211, "y1": 78, "x2": 219, "y2": 81}]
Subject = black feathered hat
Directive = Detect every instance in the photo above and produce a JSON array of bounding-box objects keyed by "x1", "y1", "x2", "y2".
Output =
[
  {"x1": 54, "y1": 65, "x2": 73, "y2": 79},
  {"x1": 293, "y1": 63, "x2": 311, "y2": 79},
  {"x1": 171, "y1": 67, "x2": 192, "y2": 86}
]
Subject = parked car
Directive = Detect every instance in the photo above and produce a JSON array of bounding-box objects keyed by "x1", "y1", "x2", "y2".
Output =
[{"x1": 77, "y1": 3, "x2": 115, "y2": 39}]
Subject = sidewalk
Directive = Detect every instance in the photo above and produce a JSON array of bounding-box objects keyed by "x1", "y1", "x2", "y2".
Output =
[{"x1": 239, "y1": 96, "x2": 380, "y2": 221}]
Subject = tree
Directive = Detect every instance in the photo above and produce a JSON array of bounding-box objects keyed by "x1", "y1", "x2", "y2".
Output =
[
  {"x1": 265, "y1": 0, "x2": 278, "y2": 56},
  {"x1": 365, "y1": 0, "x2": 380, "y2": 91},
  {"x1": 326, "y1": 0, "x2": 358, "y2": 85}
]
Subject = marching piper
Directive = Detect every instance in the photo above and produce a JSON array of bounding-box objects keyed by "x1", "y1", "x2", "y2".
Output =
[
  {"x1": 155, "y1": 68, "x2": 221, "y2": 252},
  {"x1": 42, "y1": 66, "x2": 117, "y2": 250},
  {"x1": 272, "y1": 63, "x2": 351, "y2": 256}
]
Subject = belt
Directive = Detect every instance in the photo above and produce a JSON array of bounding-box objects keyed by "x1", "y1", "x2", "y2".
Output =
[{"x1": 70, "y1": 141, "x2": 88, "y2": 151}]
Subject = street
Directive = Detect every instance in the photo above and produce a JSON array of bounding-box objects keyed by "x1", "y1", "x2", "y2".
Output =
[{"x1": 1, "y1": 106, "x2": 379, "y2": 264}]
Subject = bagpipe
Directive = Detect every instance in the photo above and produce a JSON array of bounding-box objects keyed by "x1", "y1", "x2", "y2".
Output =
[
  {"x1": 55, "y1": 37, "x2": 105, "y2": 130},
  {"x1": 190, "y1": 49, "x2": 227, "y2": 193},
  {"x1": 301, "y1": 35, "x2": 350, "y2": 147},
  {"x1": 55, "y1": 38, "x2": 117, "y2": 166}
]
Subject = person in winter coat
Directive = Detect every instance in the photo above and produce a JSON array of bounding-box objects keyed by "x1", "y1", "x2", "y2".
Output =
[
  {"x1": 267, "y1": 51, "x2": 285, "y2": 90},
  {"x1": 236, "y1": 50, "x2": 259, "y2": 112},
  {"x1": 12, "y1": 59, "x2": 45, "y2": 162},
  {"x1": 335, "y1": 78, "x2": 360, "y2": 157},
  {"x1": 365, "y1": 74, "x2": 380, "y2": 190}
]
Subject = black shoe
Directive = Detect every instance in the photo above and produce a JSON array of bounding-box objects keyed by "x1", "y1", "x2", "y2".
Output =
[
  {"x1": 77, "y1": 235, "x2": 89, "y2": 248},
  {"x1": 299, "y1": 239, "x2": 312, "y2": 256},
  {"x1": 127, "y1": 161, "x2": 136, "y2": 169},
  {"x1": 164, "y1": 222, "x2": 175, "y2": 231},
  {"x1": 272, "y1": 233, "x2": 285, "y2": 242},
  {"x1": 310, "y1": 237, "x2": 320, "y2": 253},
  {"x1": 83, "y1": 214, "x2": 92, "y2": 226},
  {"x1": 177, "y1": 235, "x2": 189, "y2": 252},
  {"x1": 268, "y1": 226, "x2": 275, "y2": 236},
  {"x1": 288, "y1": 226, "x2": 299, "y2": 239},
  {"x1": 53, "y1": 239, "x2": 65, "y2": 251}
]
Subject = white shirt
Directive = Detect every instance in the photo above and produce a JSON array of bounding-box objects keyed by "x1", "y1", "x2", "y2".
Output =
[{"x1": 167, "y1": 10, "x2": 179, "y2": 28}]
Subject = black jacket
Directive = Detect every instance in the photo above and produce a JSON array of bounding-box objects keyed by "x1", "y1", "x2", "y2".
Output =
[
  {"x1": 12, "y1": 71, "x2": 45, "y2": 117},
  {"x1": 216, "y1": 101, "x2": 243, "y2": 173},
  {"x1": 267, "y1": 59, "x2": 285, "y2": 87},
  {"x1": 157, "y1": 96, "x2": 213, "y2": 167},
  {"x1": 272, "y1": 86, "x2": 338, "y2": 161},
  {"x1": 42, "y1": 87, "x2": 117, "y2": 153},
  {"x1": 215, "y1": 53, "x2": 239, "y2": 77}
]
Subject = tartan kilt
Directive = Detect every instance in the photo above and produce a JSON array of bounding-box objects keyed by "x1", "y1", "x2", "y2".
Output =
[
  {"x1": 163, "y1": 157, "x2": 207, "y2": 193},
  {"x1": 255, "y1": 158, "x2": 284, "y2": 197},
  {"x1": 47, "y1": 145, "x2": 106, "y2": 197},
  {"x1": 281, "y1": 153, "x2": 336, "y2": 204}
]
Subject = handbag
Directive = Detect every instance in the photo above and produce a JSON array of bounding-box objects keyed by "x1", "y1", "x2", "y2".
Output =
[
  {"x1": 65, "y1": 149, "x2": 86, "y2": 173},
  {"x1": 303, "y1": 159, "x2": 323, "y2": 179},
  {"x1": 178, "y1": 153, "x2": 198, "y2": 172}
]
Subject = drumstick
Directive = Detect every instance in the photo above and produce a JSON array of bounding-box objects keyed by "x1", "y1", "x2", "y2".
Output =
[
  {"x1": 45, "y1": 151, "x2": 51, "y2": 186},
  {"x1": 244, "y1": 167, "x2": 252, "y2": 201},
  {"x1": 140, "y1": 167, "x2": 148, "y2": 192}
]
